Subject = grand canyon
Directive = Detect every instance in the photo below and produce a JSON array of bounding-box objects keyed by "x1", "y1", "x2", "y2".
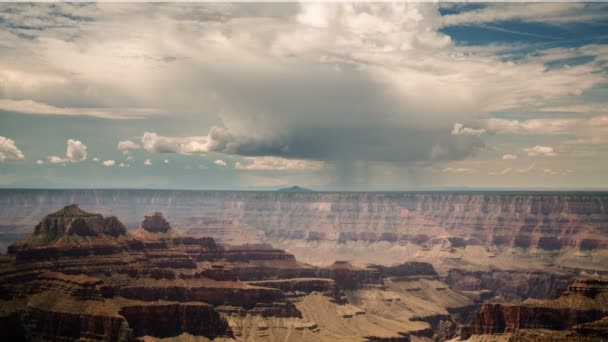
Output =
[{"x1": 0, "y1": 190, "x2": 606, "y2": 341}]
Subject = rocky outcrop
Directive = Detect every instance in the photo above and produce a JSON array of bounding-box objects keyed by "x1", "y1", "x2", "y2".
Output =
[
  {"x1": 32, "y1": 204, "x2": 127, "y2": 241},
  {"x1": 445, "y1": 268, "x2": 572, "y2": 301},
  {"x1": 318, "y1": 261, "x2": 382, "y2": 289},
  {"x1": 141, "y1": 212, "x2": 171, "y2": 233},
  {"x1": 370, "y1": 262, "x2": 439, "y2": 279},
  {"x1": 465, "y1": 276, "x2": 608, "y2": 340},
  {"x1": 119, "y1": 301, "x2": 233, "y2": 338}
]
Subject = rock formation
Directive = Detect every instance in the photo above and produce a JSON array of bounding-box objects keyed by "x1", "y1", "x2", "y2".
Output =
[
  {"x1": 462, "y1": 276, "x2": 608, "y2": 341},
  {"x1": 0, "y1": 204, "x2": 481, "y2": 341}
]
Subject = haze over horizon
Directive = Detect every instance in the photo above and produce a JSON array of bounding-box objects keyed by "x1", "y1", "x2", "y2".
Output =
[{"x1": 1, "y1": 2, "x2": 608, "y2": 190}]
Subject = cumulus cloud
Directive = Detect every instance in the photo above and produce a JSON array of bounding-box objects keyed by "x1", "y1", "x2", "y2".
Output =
[
  {"x1": 524, "y1": 145, "x2": 557, "y2": 157},
  {"x1": 502, "y1": 154, "x2": 518, "y2": 160},
  {"x1": 117, "y1": 140, "x2": 141, "y2": 154},
  {"x1": 235, "y1": 156, "x2": 324, "y2": 171},
  {"x1": 214, "y1": 159, "x2": 227, "y2": 167},
  {"x1": 0, "y1": 136, "x2": 25, "y2": 162},
  {"x1": 144, "y1": 159, "x2": 152, "y2": 166},
  {"x1": 66, "y1": 139, "x2": 87, "y2": 162},
  {"x1": 103, "y1": 160, "x2": 115, "y2": 167},
  {"x1": 46, "y1": 139, "x2": 88, "y2": 164},
  {"x1": 451, "y1": 123, "x2": 486, "y2": 137}
]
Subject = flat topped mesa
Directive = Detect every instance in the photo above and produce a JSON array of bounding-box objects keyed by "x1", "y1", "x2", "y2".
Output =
[{"x1": 33, "y1": 204, "x2": 127, "y2": 240}]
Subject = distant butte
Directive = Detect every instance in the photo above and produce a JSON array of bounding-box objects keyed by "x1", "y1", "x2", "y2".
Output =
[{"x1": 277, "y1": 185, "x2": 313, "y2": 192}]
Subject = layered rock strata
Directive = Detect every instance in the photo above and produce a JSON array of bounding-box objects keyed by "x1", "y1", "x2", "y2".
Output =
[{"x1": 1, "y1": 205, "x2": 477, "y2": 341}]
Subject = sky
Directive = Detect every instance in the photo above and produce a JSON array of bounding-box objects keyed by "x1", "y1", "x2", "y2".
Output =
[{"x1": 1, "y1": 2, "x2": 608, "y2": 190}]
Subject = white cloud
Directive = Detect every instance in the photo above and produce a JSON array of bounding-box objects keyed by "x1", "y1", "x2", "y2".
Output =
[
  {"x1": 441, "y1": 3, "x2": 603, "y2": 27},
  {"x1": 451, "y1": 123, "x2": 485, "y2": 137},
  {"x1": 0, "y1": 136, "x2": 25, "y2": 162},
  {"x1": 103, "y1": 160, "x2": 115, "y2": 167},
  {"x1": 214, "y1": 159, "x2": 227, "y2": 167},
  {"x1": 66, "y1": 139, "x2": 87, "y2": 162},
  {"x1": 117, "y1": 140, "x2": 141, "y2": 154},
  {"x1": 524, "y1": 145, "x2": 556, "y2": 157},
  {"x1": 48, "y1": 156, "x2": 67, "y2": 164},
  {"x1": 164, "y1": 159, "x2": 169, "y2": 164},
  {"x1": 1, "y1": 3, "x2": 602, "y2": 171},
  {"x1": 442, "y1": 167, "x2": 474, "y2": 173},
  {"x1": 484, "y1": 118, "x2": 575, "y2": 135},
  {"x1": 46, "y1": 139, "x2": 88, "y2": 164},
  {"x1": 489, "y1": 163, "x2": 535, "y2": 175},
  {"x1": 36, "y1": 159, "x2": 44, "y2": 165},
  {"x1": 235, "y1": 156, "x2": 324, "y2": 171},
  {"x1": 144, "y1": 159, "x2": 152, "y2": 166},
  {"x1": 0, "y1": 99, "x2": 149, "y2": 120},
  {"x1": 502, "y1": 154, "x2": 518, "y2": 160}
]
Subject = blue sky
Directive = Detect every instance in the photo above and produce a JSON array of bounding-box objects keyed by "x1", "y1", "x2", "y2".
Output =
[{"x1": 1, "y1": 2, "x2": 608, "y2": 190}]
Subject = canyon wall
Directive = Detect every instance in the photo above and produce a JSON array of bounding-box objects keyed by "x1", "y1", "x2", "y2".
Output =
[{"x1": 1, "y1": 190, "x2": 607, "y2": 273}]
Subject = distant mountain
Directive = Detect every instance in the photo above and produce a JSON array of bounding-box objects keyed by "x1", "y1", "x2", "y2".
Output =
[{"x1": 277, "y1": 186, "x2": 313, "y2": 192}]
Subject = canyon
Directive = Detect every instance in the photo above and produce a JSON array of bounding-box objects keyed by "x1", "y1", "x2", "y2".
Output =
[
  {"x1": 1, "y1": 204, "x2": 479, "y2": 341},
  {"x1": 0, "y1": 190, "x2": 607, "y2": 341}
]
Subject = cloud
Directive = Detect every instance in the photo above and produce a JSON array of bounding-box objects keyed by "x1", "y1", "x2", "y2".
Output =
[
  {"x1": 144, "y1": 159, "x2": 152, "y2": 166},
  {"x1": 441, "y1": 3, "x2": 606, "y2": 27},
  {"x1": 2, "y1": 3, "x2": 607, "y2": 188},
  {"x1": 117, "y1": 140, "x2": 141, "y2": 154},
  {"x1": 0, "y1": 136, "x2": 25, "y2": 162},
  {"x1": 235, "y1": 156, "x2": 324, "y2": 171},
  {"x1": 489, "y1": 163, "x2": 535, "y2": 175},
  {"x1": 502, "y1": 154, "x2": 518, "y2": 160},
  {"x1": 484, "y1": 118, "x2": 576, "y2": 135},
  {"x1": 524, "y1": 145, "x2": 556, "y2": 157},
  {"x1": 66, "y1": 139, "x2": 87, "y2": 162},
  {"x1": 442, "y1": 167, "x2": 474, "y2": 173},
  {"x1": 3, "y1": 3, "x2": 602, "y2": 171},
  {"x1": 36, "y1": 160, "x2": 44, "y2": 165},
  {"x1": 0, "y1": 99, "x2": 149, "y2": 120},
  {"x1": 451, "y1": 123, "x2": 485, "y2": 137},
  {"x1": 45, "y1": 139, "x2": 88, "y2": 165},
  {"x1": 163, "y1": 159, "x2": 169, "y2": 164},
  {"x1": 214, "y1": 159, "x2": 227, "y2": 167},
  {"x1": 48, "y1": 156, "x2": 67, "y2": 164},
  {"x1": 103, "y1": 160, "x2": 115, "y2": 167}
]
